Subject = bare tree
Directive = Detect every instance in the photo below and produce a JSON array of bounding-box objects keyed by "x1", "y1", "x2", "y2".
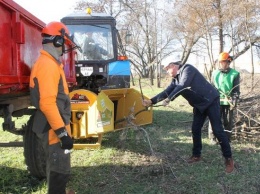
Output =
[
  {"x1": 167, "y1": 0, "x2": 206, "y2": 64},
  {"x1": 165, "y1": 0, "x2": 220, "y2": 80},
  {"x1": 118, "y1": 0, "x2": 178, "y2": 86},
  {"x1": 213, "y1": 0, "x2": 260, "y2": 64},
  {"x1": 73, "y1": 0, "x2": 260, "y2": 86},
  {"x1": 173, "y1": 0, "x2": 260, "y2": 79}
]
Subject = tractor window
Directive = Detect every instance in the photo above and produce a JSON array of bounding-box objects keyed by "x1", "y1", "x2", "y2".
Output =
[{"x1": 67, "y1": 24, "x2": 114, "y2": 61}]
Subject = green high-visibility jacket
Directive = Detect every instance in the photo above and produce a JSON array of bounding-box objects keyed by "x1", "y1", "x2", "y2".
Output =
[{"x1": 212, "y1": 68, "x2": 240, "y2": 105}]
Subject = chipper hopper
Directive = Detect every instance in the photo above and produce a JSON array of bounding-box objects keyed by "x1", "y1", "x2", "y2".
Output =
[{"x1": 70, "y1": 88, "x2": 153, "y2": 149}]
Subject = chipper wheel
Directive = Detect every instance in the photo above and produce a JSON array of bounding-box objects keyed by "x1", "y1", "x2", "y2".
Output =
[{"x1": 23, "y1": 114, "x2": 46, "y2": 179}]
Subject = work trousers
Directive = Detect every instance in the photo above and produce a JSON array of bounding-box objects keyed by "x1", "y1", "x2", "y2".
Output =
[
  {"x1": 208, "y1": 105, "x2": 233, "y2": 141},
  {"x1": 36, "y1": 128, "x2": 71, "y2": 194},
  {"x1": 191, "y1": 97, "x2": 232, "y2": 158},
  {"x1": 220, "y1": 105, "x2": 233, "y2": 141}
]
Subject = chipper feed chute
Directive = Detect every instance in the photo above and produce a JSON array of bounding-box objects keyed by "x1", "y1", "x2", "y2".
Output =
[{"x1": 69, "y1": 88, "x2": 153, "y2": 149}]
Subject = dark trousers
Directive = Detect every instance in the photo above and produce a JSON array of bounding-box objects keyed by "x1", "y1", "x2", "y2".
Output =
[
  {"x1": 37, "y1": 132, "x2": 71, "y2": 194},
  {"x1": 220, "y1": 105, "x2": 233, "y2": 141},
  {"x1": 208, "y1": 105, "x2": 233, "y2": 141},
  {"x1": 191, "y1": 98, "x2": 232, "y2": 158}
]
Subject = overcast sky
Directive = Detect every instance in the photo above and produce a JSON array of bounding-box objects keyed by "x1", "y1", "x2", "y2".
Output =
[{"x1": 13, "y1": 0, "x2": 78, "y2": 23}]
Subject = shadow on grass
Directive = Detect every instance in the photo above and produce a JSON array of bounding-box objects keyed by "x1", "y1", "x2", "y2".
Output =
[
  {"x1": 0, "y1": 166, "x2": 45, "y2": 193},
  {"x1": 102, "y1": 109, "x2": 194, "y2": 155}
]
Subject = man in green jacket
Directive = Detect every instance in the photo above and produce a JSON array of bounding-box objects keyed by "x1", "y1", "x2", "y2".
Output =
[{"x1": 209, "y1": 52, "x2": 240, "y2": 142}]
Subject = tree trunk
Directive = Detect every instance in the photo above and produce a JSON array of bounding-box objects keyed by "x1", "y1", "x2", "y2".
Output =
[{"x1": 149, "y1": 66, "x2": 154, "y2": 85}]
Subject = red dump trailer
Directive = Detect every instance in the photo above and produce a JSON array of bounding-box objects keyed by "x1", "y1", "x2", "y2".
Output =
[
  {"x1": 0, "y1": 0, "x2": 76, "y2": 134},
  {"x1": 0, "y1": 0, "x2": 45, "y2": 136},
  {"x1": 0, "y1": 0, "x2": 44, "y2": 135},
  {"x1": 0, "y1": 0, "x2": 43, "y2": 100}
]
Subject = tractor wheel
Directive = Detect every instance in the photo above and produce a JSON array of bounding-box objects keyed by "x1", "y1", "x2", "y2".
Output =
[{"x1": 23, "y1": 114, "x2": 46, "y2": 180}]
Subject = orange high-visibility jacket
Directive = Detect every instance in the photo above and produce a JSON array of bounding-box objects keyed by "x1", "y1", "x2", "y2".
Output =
[{"x1": 30, "y1": 50, "x2": 71, "y2": 132}]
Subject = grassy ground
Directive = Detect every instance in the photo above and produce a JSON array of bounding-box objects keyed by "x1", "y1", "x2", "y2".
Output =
[{"x1": 0, "y1": 80, "x2": 260, "y2": 194}]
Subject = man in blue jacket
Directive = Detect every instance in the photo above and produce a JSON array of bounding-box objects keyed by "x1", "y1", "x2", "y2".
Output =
[{"x1": 142, "y1": 61, "x2": 234, "y2": 173}]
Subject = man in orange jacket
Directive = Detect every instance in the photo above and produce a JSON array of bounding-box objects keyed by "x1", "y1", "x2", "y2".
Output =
[{"x1": 30, "y1": 21, "x2": 79, "y2": 194}]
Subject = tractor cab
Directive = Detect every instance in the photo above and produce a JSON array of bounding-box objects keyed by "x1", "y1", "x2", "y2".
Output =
[{"x1": 61, "y1": 10, "x2": 129, "y2": 93}]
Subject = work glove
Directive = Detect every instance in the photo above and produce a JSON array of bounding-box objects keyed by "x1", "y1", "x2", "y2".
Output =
[
  {"x1": 162, "y1": 98, "x2": 170, "y2": 106},
  {"x1": 55, "y1": 127, "x2": 73, "y2": 150}
]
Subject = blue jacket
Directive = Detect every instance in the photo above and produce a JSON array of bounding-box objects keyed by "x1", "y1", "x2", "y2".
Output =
[{"x1": 151, "y1": 64, "x2": 219, "y2": 113}]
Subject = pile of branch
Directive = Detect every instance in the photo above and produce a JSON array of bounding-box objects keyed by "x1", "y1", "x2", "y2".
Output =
[{"x1": 232, "y1": 86, "x2": 260, "y2": 142}]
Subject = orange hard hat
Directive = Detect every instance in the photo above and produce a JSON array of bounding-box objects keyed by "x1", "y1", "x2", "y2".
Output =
[
  {"x1": 218, "y1": 52, "x2": 232, "y2": 62},
  {"x1": 42, "y1": 21, "x2": 72, "y2": 45}
]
